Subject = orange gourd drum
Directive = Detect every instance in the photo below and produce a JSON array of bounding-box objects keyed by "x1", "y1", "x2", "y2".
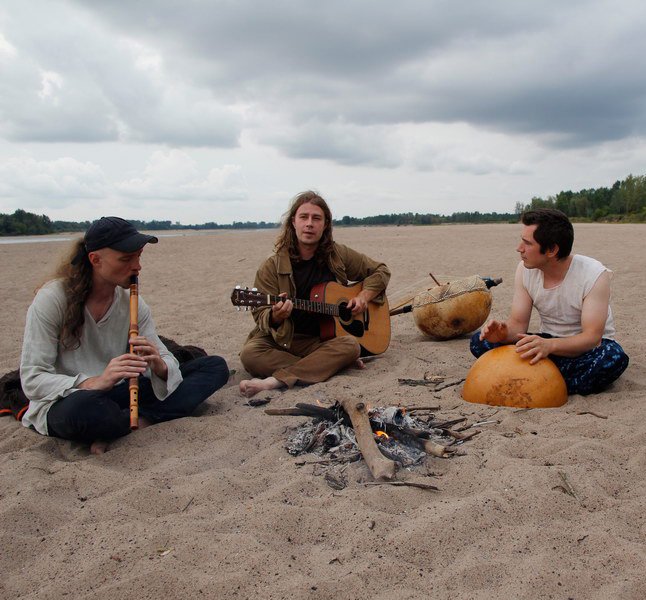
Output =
[
  {"x1": 462, "y1": 345, "x2": 568, "y2": 408},
  {"x1": 413, "y1": 276, "x2": 492, "y2": 340}
]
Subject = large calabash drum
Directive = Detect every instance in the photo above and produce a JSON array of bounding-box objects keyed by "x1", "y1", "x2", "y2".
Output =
[
  {"x1": 412, "y1": 275, "x2": 492, "y2": 340},
  {"x1": 462, "y1": 345, "x2": 568, "y2": 408}
]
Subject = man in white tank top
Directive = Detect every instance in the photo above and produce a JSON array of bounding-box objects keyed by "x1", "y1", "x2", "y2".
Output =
[{"x1": 471, "y1": 209, "x2": 628, "y2": 395}]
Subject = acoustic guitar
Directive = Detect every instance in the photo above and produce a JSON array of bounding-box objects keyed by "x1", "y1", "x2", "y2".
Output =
[{"x1": 231, "y1": 281, "x2": 390, "y2": 356}]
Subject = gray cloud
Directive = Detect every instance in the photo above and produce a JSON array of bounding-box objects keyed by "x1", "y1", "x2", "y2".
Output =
[
  {"x1": 0, "y1": 157, "x2": 109, "y2": 206},
  {"x1": 58, "y1": 0, "x2": 646, "y2": 163},
  {"x1": 0, "y1": 1, "x2": 241, "y2": 146},
  {"x1": 0, "y1": 151, "x2": 248, "y2": 216},
  {"x1": 2, "y1": 0, "x2": 645, "y2": 174},
  {"x1": 115, "y1": 150, "x2": 248, "y2": 201},
  {"x1": 263, "y1": 119, "x2": 401, "y2": 168}
]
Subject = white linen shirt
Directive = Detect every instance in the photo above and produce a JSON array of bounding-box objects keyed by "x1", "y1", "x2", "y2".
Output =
[{"x1": 20, "y1": 279, "x2": 182, "y2": 435}]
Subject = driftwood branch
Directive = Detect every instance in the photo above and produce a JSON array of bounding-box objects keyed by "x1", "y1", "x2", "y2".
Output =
[
  {"x1": 265, "y1": 403, "x2": 339, "y2": 422},
  {"x1": 339, "y1": 397, "x2": 396, "y2": 481},
  {"x1": 433, "y1": 417, "x2": 467, "y2": 429},
  {"x1": 364, "y1": 480, "x2": 439, "y2": 491},
  {"x1": 434, "y1": 378, "x2": 465, "y2": 391},
  {"x1": 441, "y1": 428, "x2": 481, "y2": 443},
  {"x1": 397, "y1": 376, "x2": 464, "y2": 391},
  {"x1": 380, "y1": 423, "x2": 453, "y2": 458},
  {"x1": 576, "y1": 410, "x2": 608, "y2": 419},
  {"x1": 397, "y1": 378, "x2": 436, "y2": 387}
]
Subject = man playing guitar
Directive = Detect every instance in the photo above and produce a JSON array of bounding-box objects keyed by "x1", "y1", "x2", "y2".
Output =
[{"x1": 239, "y1": 191, "x2": 390, "y2": 398}]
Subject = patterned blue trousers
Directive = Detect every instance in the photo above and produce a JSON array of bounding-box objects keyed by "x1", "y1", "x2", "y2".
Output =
[{"x1": 469, "y1": 332, "x2": 629, "y2": 396}]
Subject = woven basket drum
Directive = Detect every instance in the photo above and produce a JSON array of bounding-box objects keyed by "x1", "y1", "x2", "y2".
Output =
[
  {"x1": 412, "y1": 276, "x2": 492, "y2": 340},
  {"x1": 462, "y1": 345, "x2": 568, "y2": 408}
]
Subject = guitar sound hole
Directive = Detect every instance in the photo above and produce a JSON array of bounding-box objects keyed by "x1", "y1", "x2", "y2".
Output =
[{"x1": 338, "y1": 303, "x2": 352, "y2": 322}]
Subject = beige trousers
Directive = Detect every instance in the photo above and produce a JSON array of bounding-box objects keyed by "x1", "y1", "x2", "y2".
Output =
[{"x1": 240, "y1": 334, "x2": 360, "y2": 388}]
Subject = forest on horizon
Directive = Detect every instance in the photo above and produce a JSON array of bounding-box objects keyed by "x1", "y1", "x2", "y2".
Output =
[{"x1": 2, "y1": 174, "x2": 645, "y2": 236}]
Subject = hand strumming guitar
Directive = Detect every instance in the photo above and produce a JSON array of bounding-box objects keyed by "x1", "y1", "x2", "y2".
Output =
[{"x1": 270, "y1": 293, "x2": 293, "y2": 328}]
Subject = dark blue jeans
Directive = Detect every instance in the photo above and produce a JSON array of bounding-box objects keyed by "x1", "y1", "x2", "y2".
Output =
[
  {"x1": 470, "y1": 332, "x2": 629, "y2": 396},
  {"x1": 47, "y1": 356, "x2": 229, "y2": 443}
]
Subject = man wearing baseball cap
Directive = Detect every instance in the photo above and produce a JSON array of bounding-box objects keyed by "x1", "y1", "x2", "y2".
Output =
[{"x1": 20, "y1": 217, "x2": 228, "y2": 454}]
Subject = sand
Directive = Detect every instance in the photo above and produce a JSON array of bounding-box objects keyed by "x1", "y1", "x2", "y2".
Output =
[{"x1": 0, "y1": 223, "x2": 644, "y2": 600}]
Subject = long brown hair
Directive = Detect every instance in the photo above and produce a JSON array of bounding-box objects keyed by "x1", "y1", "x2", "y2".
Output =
[
  {"x1": 274, "y1": 190, "x2": 334, "y2": 265},
  {"x1": 53, "y1": 239, "x2": 94, "y2": 349}
]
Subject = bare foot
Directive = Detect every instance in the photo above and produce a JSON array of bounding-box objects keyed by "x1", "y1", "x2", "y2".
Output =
[
  {"x1": 90, "y1": 439, "x2": 109, "y2": 455},
  {"x1": 239, "y1": 377, "x2": 284, "y2": 398},
  {"x1": 355, "y1": 358, "x2": 365, "y2": 370}
]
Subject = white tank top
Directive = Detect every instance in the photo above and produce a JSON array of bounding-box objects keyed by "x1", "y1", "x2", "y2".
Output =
[{"x1": 522, "y1": 254, "x2": 615, "y2": 339}]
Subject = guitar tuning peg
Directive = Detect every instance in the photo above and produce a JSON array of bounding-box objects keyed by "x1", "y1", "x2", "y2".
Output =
[
  {"x1": 236, "y1": 307, "x2": 240, "y2": 311},
  {"x1": 235, "y1": 285, "x2": 241, "y2": 289},
  {"x1": 252, "y1": 287, "x2": 258, "y2": 292}
]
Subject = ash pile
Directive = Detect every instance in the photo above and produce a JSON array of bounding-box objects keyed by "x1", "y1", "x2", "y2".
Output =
[{"x1": 271, "y1": 402, "x2": 480, "y2": 489}]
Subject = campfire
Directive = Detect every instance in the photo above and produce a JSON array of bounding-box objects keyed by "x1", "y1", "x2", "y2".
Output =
[{"x1": 266, "y1": 397, "x2": 480, "y2": 489}]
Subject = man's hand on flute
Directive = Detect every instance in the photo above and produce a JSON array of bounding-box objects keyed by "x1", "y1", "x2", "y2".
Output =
[
  {"x1": 78, "y1": 353, "x2": 147, "y2": 391},
  {"x1": 130, "y1": 336, "x2": 168, "y2": 380}
]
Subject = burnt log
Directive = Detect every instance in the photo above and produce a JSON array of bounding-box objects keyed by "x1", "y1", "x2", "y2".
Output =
[
  {"x1": 264, "y1": 402, "x2": 453, "y2": 459},
  {"x1": 339, "y1": 397, "x2": 396, "y2": 481},
  {"x1": 264, "y1": 403, "x2": 339, "y2": 422},
  {"x1": 380, "y1": 423, "x2": 453, "y2": 458}
]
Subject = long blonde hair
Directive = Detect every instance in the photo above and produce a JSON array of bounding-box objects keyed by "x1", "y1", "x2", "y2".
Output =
[{"x1": 52, "y1": 239, "x2": 94, "y2": 349}]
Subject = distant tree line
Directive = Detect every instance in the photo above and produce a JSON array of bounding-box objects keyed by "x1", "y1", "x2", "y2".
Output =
[
  {"x1": 335, "y1": 211, "x2": 516, "y2": 226},
  {"x1": 0, "y1": 210, "x2": 279, "y2": 236},
  {"x1": 516, "y1": 174, "x2": 646, "y2": 222},
  {"x1": 2, "y1": 173, "x2": 644, "y2": 236},
  {"x1": 0, "y1": 209, "x2": 519, "y2": 235}
]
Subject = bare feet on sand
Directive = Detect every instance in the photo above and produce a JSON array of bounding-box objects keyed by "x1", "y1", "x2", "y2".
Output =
[
  {"x1": 239, "y1": 377, "x2": 285, "y2": 398},
  {"x1": 355, "y1": 358, "x2": 365, "y2": 369},
  {"x1": 90, "y1": 440, "x2": 109, "y2": 455},
  {"x1": 89, "y1": 417, "x2": 153, "y2": 454}
]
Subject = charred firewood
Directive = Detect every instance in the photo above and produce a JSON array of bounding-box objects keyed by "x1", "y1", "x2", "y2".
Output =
[
  {"x1": 339, "y1": 397, "x2": 396, "y2": 481},
  {"x1": 265, "y1": 403, "x2": 340, "y2": 422}
]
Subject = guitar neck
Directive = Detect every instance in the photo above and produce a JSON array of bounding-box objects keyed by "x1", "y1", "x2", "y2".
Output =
[{"x1": 265, "y1": 294, "x2": 341, "y2": 317}]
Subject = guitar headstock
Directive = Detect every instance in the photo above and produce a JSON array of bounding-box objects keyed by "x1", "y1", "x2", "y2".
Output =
[{"x1": 231, "y1": 286, "x2": 268, "y2": 309}]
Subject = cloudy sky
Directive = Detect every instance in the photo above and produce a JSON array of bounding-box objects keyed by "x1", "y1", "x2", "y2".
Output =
[{"x1": 1, "y1": 1, "x2": 645, "y2": 225}]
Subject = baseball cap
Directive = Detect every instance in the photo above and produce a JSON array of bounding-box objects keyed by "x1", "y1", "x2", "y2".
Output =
[{"x1": 71, "y1": 217, "x2": 158, "y2": 265}]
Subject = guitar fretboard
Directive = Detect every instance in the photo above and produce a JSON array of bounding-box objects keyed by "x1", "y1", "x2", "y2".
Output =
[{"x1": 266, "y1": 294, "x2": 341, "y2": 317}]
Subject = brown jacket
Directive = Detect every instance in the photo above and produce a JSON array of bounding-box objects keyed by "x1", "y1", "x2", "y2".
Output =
[{"x1": 246, "y1": 242, "x2": 390, "y2": 349}]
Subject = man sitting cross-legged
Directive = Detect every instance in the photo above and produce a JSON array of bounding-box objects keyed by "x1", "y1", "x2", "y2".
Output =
[
  {"x1": 471, "y1": 208, "x2": 629, "y2": 395},
  {"x1": 20, "y1": 216, "x2": 229, "y2": 454},
  {"x1": 239, "y1": 191, "x2": 390, "y2": 398}
]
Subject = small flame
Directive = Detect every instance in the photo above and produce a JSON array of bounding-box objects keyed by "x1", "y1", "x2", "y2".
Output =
[{"x1": 375, "y1": 430, "x2": 389, "y2": 439}]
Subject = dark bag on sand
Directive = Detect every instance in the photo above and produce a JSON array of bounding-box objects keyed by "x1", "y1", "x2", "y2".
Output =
[
  {"x1": 1, "y1": 337, "x2": 207, "y2": 422},
  {"x1": 158, "y1": 336, "x2": 207, "y2": 364},
  {"x1": 0, "y1": 369, "x2": 29, "y2": 421}
]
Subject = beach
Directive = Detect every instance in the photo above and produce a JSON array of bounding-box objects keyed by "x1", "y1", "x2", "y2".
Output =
[{"x1": 1, "y1": 223, "x2": 645, "y2": 599}]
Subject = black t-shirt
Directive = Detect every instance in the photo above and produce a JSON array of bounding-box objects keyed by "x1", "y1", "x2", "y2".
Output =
[{"x1": 291, "y1": 258, "x2": 335, "y2": 336}]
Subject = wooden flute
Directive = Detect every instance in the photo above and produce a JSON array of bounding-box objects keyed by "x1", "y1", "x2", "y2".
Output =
[{"x1": 128, "y1": 275, "x2": 139, "y2": 430}]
